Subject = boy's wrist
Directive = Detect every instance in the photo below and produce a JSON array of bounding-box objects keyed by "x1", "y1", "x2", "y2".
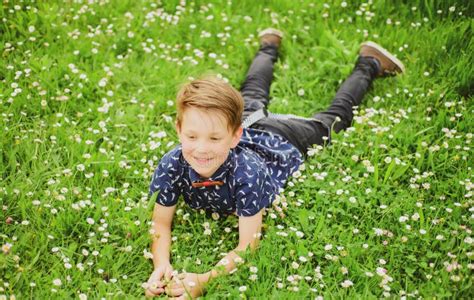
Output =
[
  {"x1": 199, "y1": 270, "x2": 217, "y2": 284},
  {"x1": 154, "y1": 260, "x2": 171, "y2": 269}
]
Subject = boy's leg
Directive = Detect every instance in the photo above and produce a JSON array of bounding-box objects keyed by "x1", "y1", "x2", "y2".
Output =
[
  {"x1": 251, "y1": 57, "x2": 379, "y2": 155},
  {"x1": 312, "y1": 56, "x2": 379, "y2": 133},
  {"x1": 253, "y1": 42, "x2": 404, "y2": 156},
  {"x1": 241, "y1": 29, "x2": 283, "y2": 120},
  {"x1": 313, "y1": 42, "x2": 405, "y2": 133}
]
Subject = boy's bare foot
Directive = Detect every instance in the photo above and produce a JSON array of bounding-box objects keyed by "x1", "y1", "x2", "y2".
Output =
[
  {"x1": 258, "y1": 28, "x2": 283, "y2": 48},
  {"x1": 360, "y1": 41, "x2": 405, "y2": 77}
]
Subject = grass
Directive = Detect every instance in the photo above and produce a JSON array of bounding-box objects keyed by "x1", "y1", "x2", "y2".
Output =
[{"x1": 1, "y1": 0, "x2": 473, "y2": 298}]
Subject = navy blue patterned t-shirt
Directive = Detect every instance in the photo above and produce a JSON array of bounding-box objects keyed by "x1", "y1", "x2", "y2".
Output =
[{"x1": 149, "y1": 127, "x2": 303, "y2": 217}]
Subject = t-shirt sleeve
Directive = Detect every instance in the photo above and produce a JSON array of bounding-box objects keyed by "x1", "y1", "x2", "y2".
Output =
[
  {"x1": 149, "y1": 152, "x2": 181, "y2": 206},
  {"x1": 234, "y1": 166, "x2": 275, "y2": 217}
]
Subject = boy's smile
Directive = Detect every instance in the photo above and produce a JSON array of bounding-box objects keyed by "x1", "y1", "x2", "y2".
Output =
[{"x1": 177, "y1": 107, "x2": 242, "y2": 179}]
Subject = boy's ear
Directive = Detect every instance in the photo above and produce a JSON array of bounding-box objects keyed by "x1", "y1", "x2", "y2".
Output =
[
  {"x1": 175, "y1": 121, "x2": 181, "y2": 134},
  {"x1": 231, "y1": 126, "x2": 243, "y2": 148}
]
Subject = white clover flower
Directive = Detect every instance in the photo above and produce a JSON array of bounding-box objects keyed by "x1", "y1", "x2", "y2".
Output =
[
  {"x1": 374, "y1": 228, "x2": 384, "y2": 236},
  {"x1": 143, "y1": 249, "x2": 153, "y2": 259},
  {"x1": 376, "y1": 267, "x2": 387, "y2": 276},
  {"x1": 291, "y1": 261, "x2": 300, "y2": 269},
  {"x1": 324, "y1": 244, "x2": 332, "y2": 251},
  {"x1": 52, "y1": 279, "x2": 62, "y2": 286},
  {"x1": 2, "y1": 243, "x2": 12, "y2": 254},
  {"x1": 450, "y1": 275, "x2": 461, "y2": 282},
  {"x1": 234, "y1": 257, "x2": 243, "y2": 264},
  {"x1": 239, "y1": 285, "x2": 247, "y2": 292},
  {"x1": 399, "y1": 216, "x2": 408, "y2": 222},
  {"x1": 411, "y1": 213, "x2": 420, "y2": 221},
  {"x1": 340, "y1": 280, "x2": 353, "y2": 288}
]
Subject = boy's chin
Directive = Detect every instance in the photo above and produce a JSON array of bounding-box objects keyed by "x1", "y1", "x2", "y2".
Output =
[
  {"x1": 189, "y1": 159, "x2": 225, "y2": 177},
  {"x1": 192, "y1": 165, "x2": 218, "y2": 178}
]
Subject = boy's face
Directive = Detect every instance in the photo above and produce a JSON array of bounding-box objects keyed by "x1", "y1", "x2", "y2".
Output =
[{"x1": 176, "y1": 107, "x2": 242, "y2": 178}]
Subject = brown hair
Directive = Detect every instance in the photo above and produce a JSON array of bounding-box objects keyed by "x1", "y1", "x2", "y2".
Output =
[{"x1": 176, "y1": 76, "x2": 244, "y2": 132}]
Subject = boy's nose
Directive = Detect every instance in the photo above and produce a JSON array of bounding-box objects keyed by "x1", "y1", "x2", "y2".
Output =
[{"x1": 195, "y1": 140, "x2": 211, "y2": 153}]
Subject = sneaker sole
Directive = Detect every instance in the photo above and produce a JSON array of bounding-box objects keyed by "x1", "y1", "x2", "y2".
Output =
[
  {"x1": 258, "y1": 28, "x2": 284, "y2": 39},
  {"x1": 361, "y1": 41, "x2": 405, "y2": 74}
]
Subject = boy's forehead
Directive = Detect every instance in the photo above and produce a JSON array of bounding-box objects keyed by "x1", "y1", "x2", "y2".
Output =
[{"x1": 181, "y1": 107, "x2": 233, "y2": 132}]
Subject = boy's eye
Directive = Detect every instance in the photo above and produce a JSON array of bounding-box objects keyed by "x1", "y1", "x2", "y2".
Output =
[
  {"x1": 211, "y1": 137, "x2": 221, "y2": 141},
  {"x1": 187, "y1": 135, "x2": 196, "y2": 140}
]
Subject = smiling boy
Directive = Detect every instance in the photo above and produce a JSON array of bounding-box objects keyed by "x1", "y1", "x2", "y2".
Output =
[{"x1": 145, "y1": 28, "x2": 404, "y2": 298}]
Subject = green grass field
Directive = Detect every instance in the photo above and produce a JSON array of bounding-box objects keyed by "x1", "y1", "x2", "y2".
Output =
[{"x1": 1, "y1": 0, "x2": 473, "y2": 298}]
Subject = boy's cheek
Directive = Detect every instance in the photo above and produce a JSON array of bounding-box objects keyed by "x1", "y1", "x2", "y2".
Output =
[{"x1": 180, "y1": 141, "x2": 193, "y2": 151}]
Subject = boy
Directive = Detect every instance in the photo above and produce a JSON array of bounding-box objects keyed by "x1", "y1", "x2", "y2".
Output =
[{"x1": 145, "y1": 28, "x2": 404, "y2": 298}]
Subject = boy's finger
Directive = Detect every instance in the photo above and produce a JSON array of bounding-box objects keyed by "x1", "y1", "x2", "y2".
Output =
[
  {"x1": 168, "y1": 280, "x2": 184, "y2": 290},
  {"x1": 148, "y1": 280, "x2": 165, "y2": 289},
  {"x1": 145, "y1": 289, "x2": 154, "y2": 298},
  {"x1": 166, "y1": 286, "x2": 185, "y2": 297},
  {"x1": 146, "y1": 286, "x2": 164, "y2": 295},
  {"x1": 145, "y1": 287, "x2": 164, "y2": 298},
  {"x1": 164, "y1": 269, "x2": 174, "y2": 281}
]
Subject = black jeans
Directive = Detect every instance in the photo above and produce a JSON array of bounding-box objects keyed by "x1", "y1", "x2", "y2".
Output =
[{"x1": 240, "y1": 44, "x2": 379, "y2": 156}]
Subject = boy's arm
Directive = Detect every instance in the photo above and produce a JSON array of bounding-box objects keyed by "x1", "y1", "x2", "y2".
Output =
[
  {"x1": 166, "y1": 210, "x2": 263, "y2": 298},
  {"x1": 209, "y1": 210, "x2": 263, "y2": 275},
  {"x1": 151, "y1": 203, "x2": 176, "y2": 267},
  {"x1": 145, "y1": 203, "x2": 176, "y2": 297}
]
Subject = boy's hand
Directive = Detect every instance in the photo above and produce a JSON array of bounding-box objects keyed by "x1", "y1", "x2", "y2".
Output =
[
  {"x1": 145, "y1": 263, "x2": 174, "y2": 297},
  {"x1": 166, "y1": 272, "x2": 206, "y2": 299}
]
